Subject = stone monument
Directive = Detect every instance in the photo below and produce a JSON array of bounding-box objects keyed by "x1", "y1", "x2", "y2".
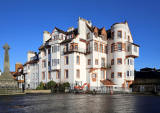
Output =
[{"x1": 0, "y1": 43, "x2": 21, "y2": 95}]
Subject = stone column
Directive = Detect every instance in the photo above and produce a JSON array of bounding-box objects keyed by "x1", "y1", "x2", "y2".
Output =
[{"x1": 3, "y1": 43, "x2": 10, "y2": 73}]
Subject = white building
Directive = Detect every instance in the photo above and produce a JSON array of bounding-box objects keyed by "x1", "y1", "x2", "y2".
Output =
[
  {"x1": 24, "y1": 17, "x2": 139, "y2": 92},
  {"x1": 23, "y1": 51, "x2": 39, "y2": 89}
]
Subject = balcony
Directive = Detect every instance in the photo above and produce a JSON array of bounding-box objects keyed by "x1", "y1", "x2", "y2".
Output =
[
  {"x1": 126, "y1": 76, "x2": 134, "y2": 81},
  {"x1": 63, "y1": 47, "x2": 87, "y2": 55},
  {"x1": 126, "y1": 43, "x2": 139, "y2": 58}
]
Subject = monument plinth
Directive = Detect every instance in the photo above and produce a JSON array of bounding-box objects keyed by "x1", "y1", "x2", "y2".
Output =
[{"x1": 0, "y1": 43, "x2": 21, "y2": 95}]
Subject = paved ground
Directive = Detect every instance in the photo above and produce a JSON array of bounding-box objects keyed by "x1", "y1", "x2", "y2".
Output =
[{"x1": 0, "y1": 94, "x2": 160, "y2": 113}]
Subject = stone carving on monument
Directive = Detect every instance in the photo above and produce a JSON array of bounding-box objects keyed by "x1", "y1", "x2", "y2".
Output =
[{"x1": 0, "y1": 43, "x2": 21, "y2": 95}]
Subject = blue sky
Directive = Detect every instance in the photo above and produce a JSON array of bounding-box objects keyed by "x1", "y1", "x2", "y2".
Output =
[{"x1": 0, "y1": 0, "x2": 160, "y2": 71}]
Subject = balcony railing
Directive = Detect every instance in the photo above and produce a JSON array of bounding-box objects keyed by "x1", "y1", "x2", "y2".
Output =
[{"x1": 63, "y1": 47, "x2": 90, "y2": 55}]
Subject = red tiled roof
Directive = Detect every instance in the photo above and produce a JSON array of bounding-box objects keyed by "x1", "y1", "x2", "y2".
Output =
[{"x1": 100, "y1": 79, "x2": 115, "y2": 86}]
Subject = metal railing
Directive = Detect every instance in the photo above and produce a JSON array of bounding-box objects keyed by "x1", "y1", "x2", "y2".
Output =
[{"x1": 63, "y1": 47, "x2": 90, "y2": 54}]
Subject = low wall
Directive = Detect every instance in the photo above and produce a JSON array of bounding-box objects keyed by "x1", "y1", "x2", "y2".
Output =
[
  {"x1": 0, "y1": 88, "x2": 23, "y2": 95},
  {"x1": 25, "y1": 90, "x2": 51, "y2": 94}
]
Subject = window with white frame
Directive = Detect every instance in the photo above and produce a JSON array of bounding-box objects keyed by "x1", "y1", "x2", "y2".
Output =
[
  {"x1": 101, "y1": 70, "x2": 105, "y2": 79},
  {"x1": 52, "y1": 59, "x2": 60, "y2": 66},
  {"x1": 134, "y1": 46, "x2": 137, "y2": 52},
  {"x1": 52, "y1": 45, "x2": 60, "y2": 53}
]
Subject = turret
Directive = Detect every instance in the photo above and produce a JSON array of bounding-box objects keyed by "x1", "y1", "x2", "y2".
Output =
[{"x1": 110, "y1": 22, "x2": 130, "y2": 87}]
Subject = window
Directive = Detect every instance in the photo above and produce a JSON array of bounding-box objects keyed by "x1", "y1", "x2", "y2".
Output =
[
  {"x1": 127, "y1": 71, "x2": 130, "y2": 77},
  {"x1": 128, "y1": 36, "x2": 130, "y2": 42},
  {"x1": 87, "y1": 33, "x2": 90, "y2": 39},
  {"x1": 95, "y1": 59, "x2": 98, "y2": 65},
  {"x1": 92, "y1": 74, "x2": 96, "y2": 78},
  {"x1": 48, "y1": 48, "x2": 51, "y2": 54},
  {"x1": 101, "y1": 70, "x2": 105, "y2": 79},
  {"x1": 94, "y1": 42, "x2": 98, "y2": 51},
  {"x1": 86, "y1": 43, "x2": 90, "y2": 52},
  {"x1": 134, "y1": 46, "x2": 137, "y2": 52},
  {"x1": 76, "y1": 69, "x2": 80, "y2": 78},
  {"x1": 56, "y1": 71, "x2": 60, "y2": 79},
  {"x1": 61, "y1": 35, "x2": 63, "y2": 40},
  {"x1": 128, "y1": 59, "x2": 133, "y2": 65},
  {"x1": 48, "y1": 71, "x2": 51, "y2": 80},
  {"x1": 117, "y1": 31, "x2": 122, "y2": 38},
  {"x1": 65, "y1": 56, "x2": 69, "y2": 65},
  {"x1": 52, "y1": 59, "x2": 59, "y2": 66},
  {"x1": 117, "y1": 43, "x2": 122, "y2": 51},
  {"x1": 111, "y1": 72, "x2": 114, "y2": 78},
  {"x1": 88, "y1": 59, "x2": 91, "y2": 65},
  {"x1": 92, "y1": 73, "x2": 97, "y2": 82},
  {"x1": 117, "y1": 58, "x2": 122, "y2": 64},
  {"x1": 75, "y1": 45, "x2": 78, "y2": 50},
  {"x1": 127, "y1": 71, "x2": 130, "y2": 76},
  {"x1": 42, "y1": 60, "x2": 46, "y2": 68},
  {"x1": 65, "y1": 70, "x2": 69, "y2": 79},
  {"x1": 118, "y1": 72, "x2": 122, "y2": 78},
  {"x1": 111, "y1": 59, "x2": 114, "y2": 65},
  {"x1": 129, "y1": 59, "x2": 133, "y2": 65},
  {"x1": 42, "y1": 72, "x2": 45, "y2": 80},
  {"x1": 111, "y1": 32, "x2": 114, "y2": 39},
  {"x1": 100, "y1": 44, "x2": 103, "y2": 52},
  {"x1": 111, "y1": 44, "x2": 114, "y2": 53},
  {"x1": 105, "y1": 45, "x2": 108, "y2": 53},
  {"x1": 52, "y1": 45, "x2": 60, "y2": 52},
  {"x1": 48, "y1": 61, "x2": 51, "y2": 67},
  {"x1": 76, "y1": 56, "x2": 80, "y2": 65},
  {"x1": 101, "y1": 58, "x2": 105, "y2": 67},
  {"x1": 128, "y1": 45, "x2": 131, "y2": 52},
  {"x1": 52, "y1": 46, "x2": 54, "y2": 53}
]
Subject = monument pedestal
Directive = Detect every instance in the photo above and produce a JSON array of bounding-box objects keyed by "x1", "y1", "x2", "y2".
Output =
[{"x1": 0, "y1": 72, "x2": 22, "y2": 95}]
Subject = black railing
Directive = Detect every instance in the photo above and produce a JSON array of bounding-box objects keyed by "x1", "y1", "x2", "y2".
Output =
[{"x1": 63, "y1": 47, "x2": 92, "y2": 54}]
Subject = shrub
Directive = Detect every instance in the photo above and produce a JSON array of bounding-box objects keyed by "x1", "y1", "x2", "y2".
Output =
[
  {"x1": 57, "y1": 82, "x2": 70, "y2": 92},
  {"x1": 46, "y1": 81, "x2": 56, "y2": 89},
  {"x1": 63, "y1": 82, "x2": 70, "y2": 88},
  {"x1": 36, "y1": 82, "x2": 44, "y2": 90}
]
